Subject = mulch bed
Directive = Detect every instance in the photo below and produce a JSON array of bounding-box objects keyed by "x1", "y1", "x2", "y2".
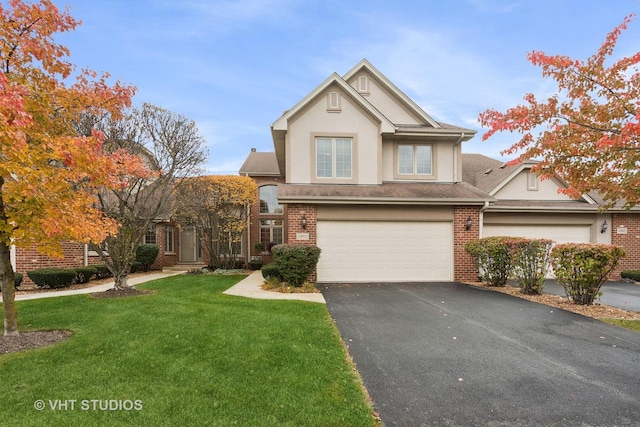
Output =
[
  {"x1": 465, "y1": 281, "x2": 640, "y2": 320},
  {"x1": 2, "y1": 273, "x2": 159, "y2": 355},
  {"x1": 0, "y1": 330, "x2": 73, "y2": 355},
  {"x1": 90, "y1": 288, "x2": 156, "y2": 298}
]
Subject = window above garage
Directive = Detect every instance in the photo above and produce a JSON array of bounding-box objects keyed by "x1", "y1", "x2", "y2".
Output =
[{"x1": 393, "y1": 142, "x2": 436, "y2": 180}]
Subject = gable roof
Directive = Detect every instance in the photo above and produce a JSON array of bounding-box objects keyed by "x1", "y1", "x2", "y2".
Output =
[
  {"x1": 239, "y1": 150, "x2": 280, "y2": 176},
  {"x1": 342, "y1": 59, "x2": 440, "y2": 127},
  {"x1": 462, "y1": 153, "x2": 598, "y2": 206},
  {"x1": 271, "y1": 72, "x2": 396, "y2": 133}
]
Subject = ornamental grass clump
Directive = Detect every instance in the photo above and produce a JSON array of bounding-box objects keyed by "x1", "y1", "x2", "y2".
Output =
[
  {"x1": 465, "y1": 236, "x2": 515, "y2": 286},
  {"x1": 509, "y1": 238, "x2": 553, "y2": 295},
  {"x1": 551, "y1": 243, "x2": 625, "y2": 305}
]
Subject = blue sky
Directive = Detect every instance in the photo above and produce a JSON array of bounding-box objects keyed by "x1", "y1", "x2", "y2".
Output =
[{"x1": 55, "y1": 0, "x2": 640, "y2": 174}]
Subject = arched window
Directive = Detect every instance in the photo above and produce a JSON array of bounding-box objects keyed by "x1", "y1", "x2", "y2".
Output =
[{"x1": 259, "y1": 185, "x2": 282, "y2": 214}]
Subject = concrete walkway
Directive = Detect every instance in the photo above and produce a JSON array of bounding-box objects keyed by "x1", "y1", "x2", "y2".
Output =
[
  {"x1": 6, "y1": 270, "x2": 325, "y2": 304},
  {"x1": 223, "y1": 270, "x2": 326, "y2": 303},
  {"x1": 6, "y1": 271, "x2": 185, "y2": 302}
]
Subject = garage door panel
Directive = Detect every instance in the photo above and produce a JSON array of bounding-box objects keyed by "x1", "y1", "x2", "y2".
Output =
[
  {"x1": 317, "y1": 221, "x2": 452, "y2": 282},
  {"x1": 483, "y1": 225, "x2": 591, "y2": 244}
]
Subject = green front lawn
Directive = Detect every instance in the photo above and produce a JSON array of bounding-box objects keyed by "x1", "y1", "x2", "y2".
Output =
[
  {"x1": 1, "y1": 275, "x2": 378, "y2": 426},
  {"x1": 600, "y1": 318, "x2": 640, "y2": 332}
]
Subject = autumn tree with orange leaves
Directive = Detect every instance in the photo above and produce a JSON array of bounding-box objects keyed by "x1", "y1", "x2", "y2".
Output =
[
  {"x1": 0, "y1": 0, "x2": 147, "y2": 336},
  {"x1": 173, "y1": 176, "x2": 257, "y2": 270},
  {"x1": 479, "y1": 14, "x2": 640, "y2": 208}
]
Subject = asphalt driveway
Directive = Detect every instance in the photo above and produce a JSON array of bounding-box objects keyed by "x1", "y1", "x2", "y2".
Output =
[{"x1": 320, "y1": 282, "x2": 640, "y2": 426}]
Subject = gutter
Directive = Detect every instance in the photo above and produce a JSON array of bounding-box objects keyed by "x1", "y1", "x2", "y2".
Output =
[{"x1": 453, "y1": 132, "x2": 464, "y2": 183}]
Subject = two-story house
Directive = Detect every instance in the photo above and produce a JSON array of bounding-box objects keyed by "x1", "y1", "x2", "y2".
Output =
[
  {"x1": 241, "y1": 59, "x2": 640, "y2": 282},
  {"x1": 242, "y1": 59, "x2": 493, "y2": 282}
]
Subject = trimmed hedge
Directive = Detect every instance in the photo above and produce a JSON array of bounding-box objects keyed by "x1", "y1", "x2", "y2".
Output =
[
  {"x1": 248, "y1": 259, "x2": 263, "y2": 270},
  {"x1": 14, "y1": 272, "x2": 23, "y2": 288},
  {"x1": 551, "y1": 243, "x2": 625, "y2": 305},
  {"x1": 621, "y1": 270, "x2": 640, "y2": 282},
  {"x1": 94, "y1": 264, "x2": 113, "y2": 279},
  {"x1": 271, "y1": 244, "x2": 321, "y2": 287},
  {"x1": 261, "y1": 263, "x2": 281, "y2": 281},
  {"x1": 136, "y1": 244, "x2": 159, "y2": 271},
  {"x1": 27, "y1": 268, "x2": 77, "y2": 289},
  {"x1": 74, "y1": 267, "x2": 97, "y2": 284}
]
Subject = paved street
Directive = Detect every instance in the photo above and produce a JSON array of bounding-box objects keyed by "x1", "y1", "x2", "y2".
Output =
[{"x1": 321, "y1": 282, "x2": 640, "y2": 426}]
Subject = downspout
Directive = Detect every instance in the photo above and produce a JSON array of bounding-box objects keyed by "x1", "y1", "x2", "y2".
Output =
[
  {"x1": 453, "y1": 133, "x2": 465, "y2": 183},
  {"x1": 84, "y1": 244, "x2": 88, "y2": 267},
  {"x1": 479, "y1": 201, "x2": 490, "y2": 237}
]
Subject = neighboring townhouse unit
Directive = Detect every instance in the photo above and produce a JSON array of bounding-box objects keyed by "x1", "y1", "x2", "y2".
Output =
[{"x1": 240, "y1": 59, "x2": 640, "y2": 282}]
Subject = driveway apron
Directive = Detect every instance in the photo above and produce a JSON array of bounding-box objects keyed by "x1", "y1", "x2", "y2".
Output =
[{"x1": 320, "y1": 282, "x2": 640, "y2": 427}]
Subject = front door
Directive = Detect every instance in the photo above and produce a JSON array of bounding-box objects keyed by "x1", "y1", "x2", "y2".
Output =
[{"x1": 179, "y1": 227, "x2": 199, "y2": 263}]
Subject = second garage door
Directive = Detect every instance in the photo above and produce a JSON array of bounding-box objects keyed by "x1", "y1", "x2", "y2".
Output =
[
  {"x1": 316, "y1": 220, "x2": 452, "y2": 282},
  {"x1": 482, "y1": 224, "x2": 591, "y2": 245}
]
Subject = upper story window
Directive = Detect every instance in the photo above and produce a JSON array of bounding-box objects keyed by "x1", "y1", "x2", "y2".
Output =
[
  {"x1": 396, "y1": 143, "x2": 433, "y2": 178},
  {"x1": 316, "y1": 137, "x2": 352, "y2": 179},
  {"x1": 259, "y1": 185, "x2": 282, "y2": 214}
]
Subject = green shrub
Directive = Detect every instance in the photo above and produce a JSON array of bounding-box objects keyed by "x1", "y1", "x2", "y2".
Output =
[
  {"x1": 509, "y1": 238, "x2": 553, "y2": 295},
  {"x1": 465, "y1": 236, "x2": 516, "y2": 286},
  {"x1": 261, "y1": 263, "x2": 281, "y2": 281},
  {"x1": 74, "y1": 267, "x2": 97, "y2": 284},
  {"x1": 248, "y1": 259, "x2": 263, "y2": 270},
  {"x1": 271, "y1": 244, "x2": 321, "y2": 287},
  {"x1": 27, "y1": 268, "x2": 77, "y2": 289},
  {"x1": 94, "y1": 264, "x2": 113, "y2": 279},
  {"x1": 551, "y1": 243, "x2": 625, "y2": 305},
  {"x1": 135, "y1": 244, "x2": 159, "y2": 271},
  {"x1": 14, "y1": 272, "x2": 23, "y2": 288},
  {"x1": 130, "y1": 261, "x2": 143, "y2": 274},
  {"x1": 621, "y1": 270, "x2": 640, "y2": 282}
]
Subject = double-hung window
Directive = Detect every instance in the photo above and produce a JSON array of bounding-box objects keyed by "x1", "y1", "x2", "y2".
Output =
[
  {"x1": 316, "y1": 137, "x2": 352, "y2": 179},
  {"x1": 397, "y1": 143, "x2": 433, "y2": 178}
]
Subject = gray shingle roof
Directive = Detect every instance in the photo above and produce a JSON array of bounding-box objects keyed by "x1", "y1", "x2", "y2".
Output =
[
  {"x1": 277, "y1": 181, "x2": 493, "y2": 204},
  {"x1": 238, "y1": 151, "x2": 280, "y2": 176}
]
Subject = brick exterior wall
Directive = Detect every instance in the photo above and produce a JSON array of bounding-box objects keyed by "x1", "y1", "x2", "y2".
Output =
[
  {"x1": 611, "y1": 213, "x2": 640, "y2": 279},
  {"x1": 14, "y1": 222, "x2": 178, "y2": 285},
  {"x1": 453, "y1": 206, "x2": 481, "y2": 282},
  {"x1": 285, "y1": 204, "x2": 317, "y2": 282}
]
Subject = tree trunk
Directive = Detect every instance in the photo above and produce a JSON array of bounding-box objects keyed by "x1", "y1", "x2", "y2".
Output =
[
  {"x1": 113, "y1": 271, "x2": 133, "y2": 290},
  {"x1": 0, "y1": 241, "x2": 18, "y2": 336}
]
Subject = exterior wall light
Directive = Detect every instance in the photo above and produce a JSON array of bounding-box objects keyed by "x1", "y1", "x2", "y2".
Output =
[
  {"x1": 601, "y1": 220, "x2": 608, "y2": 234},
  {"x1": 465, "y1": 216, "x2": 473, "y2": 231},
  {"x1": 301, "y1": 215, "x2": 307, "y2": 230}
]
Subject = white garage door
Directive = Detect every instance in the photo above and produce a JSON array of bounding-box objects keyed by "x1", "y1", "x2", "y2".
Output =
[
  {"x1": 316, "y1": 221, "x2": 452, "y2": 282},
  {"x1": 482, "y1": 224, "x2": 591, "y2": 244}
]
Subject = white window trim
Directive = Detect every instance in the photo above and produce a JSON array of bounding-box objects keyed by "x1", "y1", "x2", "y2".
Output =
[{"x1": 357, "y1": 75, "x2": 369, "y2": 94}]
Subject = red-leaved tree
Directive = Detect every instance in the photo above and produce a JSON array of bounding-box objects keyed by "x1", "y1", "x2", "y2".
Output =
[
  {"x1": 0, "y1": 0, "x2": 147, "y2": 336},
  {"x1": 479, "y1": 14, "x2": 640, "y2": 208}
]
